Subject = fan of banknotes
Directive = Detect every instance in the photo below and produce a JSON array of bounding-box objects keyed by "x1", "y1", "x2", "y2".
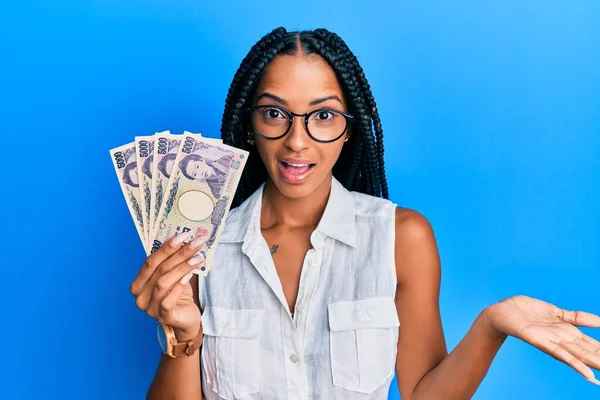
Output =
[{"x1": 109, "y1": 130, "x2": 249, "y2": 276}]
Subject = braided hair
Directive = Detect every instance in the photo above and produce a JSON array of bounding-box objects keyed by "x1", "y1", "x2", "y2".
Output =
[{"x1": 221, "y1": 27, "x2": 388, "y2": 207}]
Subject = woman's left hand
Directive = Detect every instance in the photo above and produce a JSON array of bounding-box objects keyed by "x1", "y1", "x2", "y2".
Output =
[{"x1": 487, "y1": 295, "x2": 600, "y2": 385}]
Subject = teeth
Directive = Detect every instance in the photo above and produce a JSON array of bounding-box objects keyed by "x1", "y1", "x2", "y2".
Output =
[{"x1": 283, "y1": 162, "x2": 310, "y2": 167}]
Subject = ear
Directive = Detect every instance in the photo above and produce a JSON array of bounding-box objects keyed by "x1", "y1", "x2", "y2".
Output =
[{"x1": 343, "y1": 127, "x2": 352, "y2": 143}]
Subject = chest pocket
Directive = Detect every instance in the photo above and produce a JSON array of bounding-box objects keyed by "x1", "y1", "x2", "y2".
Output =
[
  {"x1": 201, "y1": 307, "x2": 263, "y2": 399},
  {"x1": 328, "y1": 296, "x2": 400, "y2": 393}
]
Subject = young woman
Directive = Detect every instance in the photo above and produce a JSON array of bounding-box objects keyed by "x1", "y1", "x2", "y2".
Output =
[{"x1": 130, "y1": 27, "x2": 600, "y2": 399}]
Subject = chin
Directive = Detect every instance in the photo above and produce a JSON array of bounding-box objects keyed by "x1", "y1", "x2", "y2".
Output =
[{"x1": 271, "y1": 178, "x2": 315, "y2": 200}]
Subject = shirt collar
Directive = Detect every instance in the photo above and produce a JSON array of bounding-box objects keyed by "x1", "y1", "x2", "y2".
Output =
[
  {"x1": 314, "y1": 177, "x2": 357, "y2": 247},
  {"x1": 219, "y1": 176, "x2": 357, "y2": 248}
]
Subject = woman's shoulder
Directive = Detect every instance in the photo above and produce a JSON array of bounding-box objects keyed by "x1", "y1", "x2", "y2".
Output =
[
  {"x1": 349, "y1": 189, "x2": 436, "y2": 256},
  {"x1": 348, "y1": 190, "x2": 397, "y2": 219},
  {"x1": 393, "y1": 206, "x2": 439, "y2": 286},
  {"x1": 394, "y1": 206, "x2": 434, "y2": 240},
  {"x1": 347, "y1": 189, "x2": 433, "y2": 233}
]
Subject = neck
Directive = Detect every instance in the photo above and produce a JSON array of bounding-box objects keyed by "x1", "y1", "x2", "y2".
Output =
[{"x1": 260, "y1": 175, "x2": 333, "y2": 230}]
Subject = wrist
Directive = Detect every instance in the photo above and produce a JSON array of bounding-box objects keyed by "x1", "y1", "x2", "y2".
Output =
[
  {"x1": 173, "y1": 323, "x2": 202, "y2": 342},
  {"x1": 481, "y1": 304, "x2": 508, "y2": 341}
]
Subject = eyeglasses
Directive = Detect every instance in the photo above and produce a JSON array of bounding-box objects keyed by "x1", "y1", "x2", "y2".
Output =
[{"x1": 247, "y1": 105, "x2": 354, "y2": 143}]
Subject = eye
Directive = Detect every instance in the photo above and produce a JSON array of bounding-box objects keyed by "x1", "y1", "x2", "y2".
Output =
[
  {"x1": 261, "y1": 107, "x2": 286, "y2": 120},
  {"x1": 311, "y1": 109, "x2": 337, "y2": 121}
]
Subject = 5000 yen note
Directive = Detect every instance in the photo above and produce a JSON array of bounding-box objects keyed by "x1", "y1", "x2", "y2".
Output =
[
  {"x1": 109, "y1": 142, "x2": 147, "y2": 253},
  {"x1": 150, "y1": 133, "x2": 248, "y2": 275},
  {"x1": 149, "y1": 131, "x2": 181, "y2": 245},
  {"x1": 183, "y1": 130, "x2": 222, "y2": 146},
  {"x1": 135, "y1": 135, "x2": 155, "y2": 246}
]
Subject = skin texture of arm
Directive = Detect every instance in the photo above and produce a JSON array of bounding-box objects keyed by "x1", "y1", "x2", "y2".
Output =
[
  {"x1": 147, "y1": 275, "x2": 204, "y2": 400},
  {"x1": 394, "y1": 208, "x2": 507, "y2": 400}
]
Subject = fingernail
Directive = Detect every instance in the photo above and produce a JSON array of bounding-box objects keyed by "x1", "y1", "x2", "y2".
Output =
[
  {"x1": 171, "y1": 231, "x2": 193, "y2": 247},
  {"x1": 181, "y1": 272, "x2": 194, "y2": 285},
  {"x1": 189, "y1": 236, "x2": 205, "y2": 249},
  {"x1": 587, "y1": 376, "x2": 600, "y2": 385},
  {"x1": 188, "y1": 254, "x2": 203, "y2": 266}
]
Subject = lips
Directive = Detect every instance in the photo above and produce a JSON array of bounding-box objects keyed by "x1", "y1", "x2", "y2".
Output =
[{"x1": 278, "y1": 159, "x2": 316, "y2": 184}]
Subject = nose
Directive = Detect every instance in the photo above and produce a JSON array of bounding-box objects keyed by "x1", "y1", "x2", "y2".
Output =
[{"x1": 283, "y1": 116, "x2": 310, "y2": 152}]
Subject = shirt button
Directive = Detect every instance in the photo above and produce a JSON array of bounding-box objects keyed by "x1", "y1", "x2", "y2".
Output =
[
  {"x1": 361, "y1": 315, "x2": 370, "y2": 324},
  {"x1": 308, "y1": 258, "x2": 317, "y2": 267},
  {"x1": 220, "y1": 321, "x2": 229, "y2": 329},
  {"x1": 289, "y1": 354, "x2": 299, "y2": 364},
  {"x1": 296, "y1": 304, "x2": 304, "y2": 311}
]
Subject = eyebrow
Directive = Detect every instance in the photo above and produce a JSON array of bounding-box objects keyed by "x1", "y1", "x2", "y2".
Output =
[{"x1": 256, "y1": 92, "x2": 344, "y2": 107}]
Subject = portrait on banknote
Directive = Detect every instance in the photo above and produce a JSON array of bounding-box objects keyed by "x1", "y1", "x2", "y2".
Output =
[
  {"x1": 122, "y1": 161, "x2": 139, "y2": 188},
  {"x1": 109, "y1": 144, "x2": 146, "y2": 248},
  {"x1": 177, "y1": 144, "x2": 234, "y2": 199},
  {"x1": 141, "y1": 154, "x2": 154, "y2": 179},
  {"x1": 156, "y1": 152, "x2": 177, "y2": 179}
]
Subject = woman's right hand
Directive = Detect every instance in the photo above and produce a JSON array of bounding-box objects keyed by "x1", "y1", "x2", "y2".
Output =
[{"x1": 130, "y1": 231, "x2": 206, "y2": 340}]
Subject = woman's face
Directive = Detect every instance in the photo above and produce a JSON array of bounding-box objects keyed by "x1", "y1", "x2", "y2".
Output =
[
  {"x1": 253, "y1": 54, "x2": 349, "y2": 200},
  {"x1": 185, "y1": 158, "x2": 214, "y2": 180}
]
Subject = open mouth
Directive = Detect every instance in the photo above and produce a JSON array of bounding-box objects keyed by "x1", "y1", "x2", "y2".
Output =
[
  {"x1": 278, "y1": 160, "x2": 317, "y2": 183},
  {"x1": 280, "y1": 160, "x2": 316, "y2": 171}
]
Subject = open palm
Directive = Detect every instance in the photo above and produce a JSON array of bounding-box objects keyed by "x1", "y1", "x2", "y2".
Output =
[{"x1": 490, "y1": 295, "x2": 600, "y2": 384}]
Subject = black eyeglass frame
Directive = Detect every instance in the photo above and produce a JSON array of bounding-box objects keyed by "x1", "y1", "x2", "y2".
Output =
[{"x1": 246, "y1": 105, "x2": 354, "y2": 144}]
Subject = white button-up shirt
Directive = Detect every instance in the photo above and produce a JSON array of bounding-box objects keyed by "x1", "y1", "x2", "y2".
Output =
[{"x1": 198, "y1": 177, "x2": 400, "y2": 399}]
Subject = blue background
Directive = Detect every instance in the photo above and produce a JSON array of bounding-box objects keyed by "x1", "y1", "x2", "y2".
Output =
[{"x1": 1, "y1": 1, "x2": 598, "y2": 399}]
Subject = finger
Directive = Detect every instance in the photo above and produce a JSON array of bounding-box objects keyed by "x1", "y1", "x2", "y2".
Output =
[
  {"x1": 536, "y1": 339, "x2": 597, "y2": 382},
  {"x1": 582, "y1": 333, "x2": 600, "y2": 349},
  {"x1": 151, "y1": 235, "x2": 206, "y2": 280},
  {"x1": 558, "y1": 340, "x2": 600, "y2": 384},
  {"x1": 134, "y1": 235, "x2": 204, "y2": 312},
  {"x1": 559, "y1": 309, "x2": 600, "y2": 328},
  {"x1": 158, "y1": 271, "x2": 199, "y2": 325},
  {"x1": 567, "y1": 337, "x2": 600, "y2": 370},
  {"x1": 147, "y1": 254, "x2": 205, "y2": 317},
  {"x1": 130, "y1": 230, "x2": 193, "y2": 296}
]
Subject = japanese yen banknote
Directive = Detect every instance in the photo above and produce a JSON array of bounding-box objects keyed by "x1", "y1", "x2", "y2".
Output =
[{"x1": 110, "y1": 131, "x2": 248, "y2": 275}]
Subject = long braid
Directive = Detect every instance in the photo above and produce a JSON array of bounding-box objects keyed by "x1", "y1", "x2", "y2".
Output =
[
  {"x1": 220, "y1": 28, "x2": 288, "y2": 206},
  {"x1": 221, "y1": 27, "x2": 288, "y2": 147},
  {"x1": 303, "y1": 35, "x2": 374, "y2": 194},
  {"x1": 233, "y1": 41, "x2": 290, "y2": 202},
  {"x1": 310, "y1": 30, "x2": 382, "y2": 197},
  {"x1": 221, "y1": 27, "x2": 389, "y2": 207},
  {"x1": 313, "y1": 29, "x2": 388, "y2": 198}
]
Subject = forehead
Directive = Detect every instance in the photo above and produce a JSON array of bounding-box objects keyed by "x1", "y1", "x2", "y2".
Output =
[{"x1": 257, "y1": 54, "x2": 344, "y2": 103}]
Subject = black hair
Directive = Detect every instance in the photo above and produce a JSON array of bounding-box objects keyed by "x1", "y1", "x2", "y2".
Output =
[{"x1": 221, "y1": 27, "x2": 388, "y2": 207}]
